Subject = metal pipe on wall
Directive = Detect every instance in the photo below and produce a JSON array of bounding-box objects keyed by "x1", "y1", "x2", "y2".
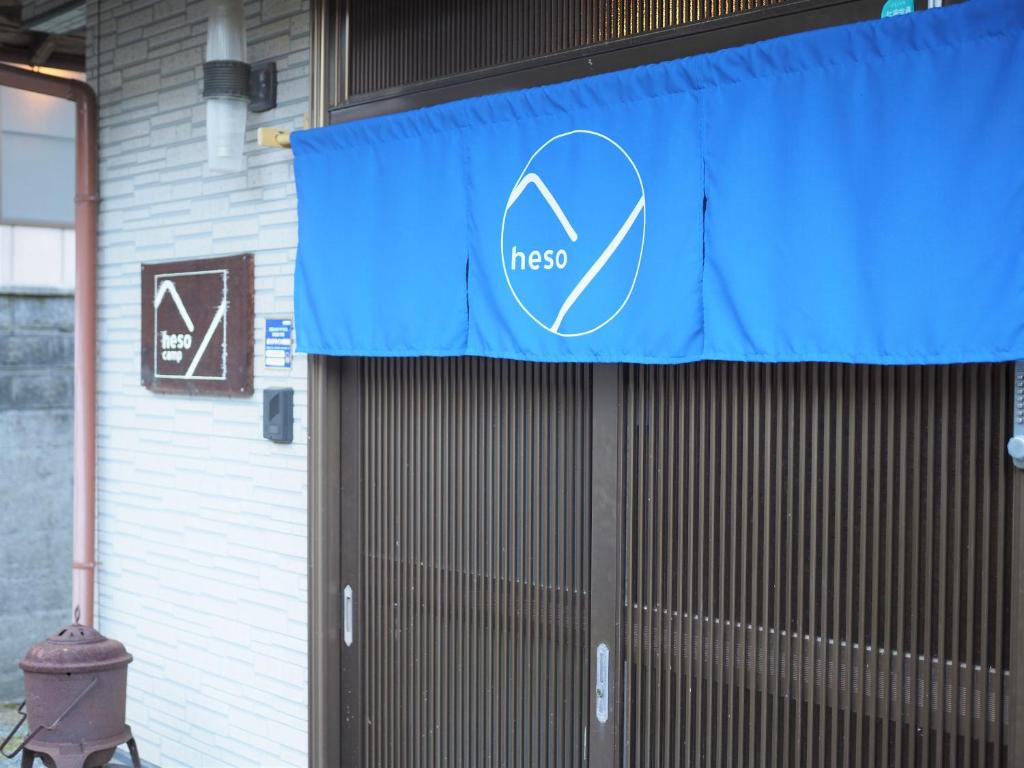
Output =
[{"x1": 0, "y1": 63, "x2": 98, "y2": 627}]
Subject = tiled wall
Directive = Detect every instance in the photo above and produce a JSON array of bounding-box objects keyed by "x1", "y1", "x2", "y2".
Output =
[{"x1": 87, "y1": 1, "x2": 310, "y2": 764}]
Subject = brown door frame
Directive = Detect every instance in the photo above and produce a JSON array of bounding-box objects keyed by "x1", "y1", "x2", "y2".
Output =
[
  {"x1": 1011, "y1": 468, "x2": 1024, "y2": 767},
  {"x1": 308, "y1": 354, "x2": 343, "y2": 767},
  {"x1": 307, "y1": 4, "x2": 346, "y2": 766},
  {"x1": 589, "y1": 364, "x2": 625, "y2": 768}
]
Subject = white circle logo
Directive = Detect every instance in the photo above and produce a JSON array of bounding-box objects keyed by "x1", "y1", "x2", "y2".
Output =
[{"x1": 501, "y1": 130, "x2": 646, "y2": 337}]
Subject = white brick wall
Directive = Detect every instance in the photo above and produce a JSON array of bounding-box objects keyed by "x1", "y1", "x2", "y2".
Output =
[{"x1": 87, "y1": 1, "x2": 310, "y2": 765}]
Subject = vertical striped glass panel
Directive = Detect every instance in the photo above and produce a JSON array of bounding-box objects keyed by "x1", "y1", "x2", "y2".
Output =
[
  {"x1": 347, "y1": 0, "x2": 789, "y2": 97},
  {"x1": 621, "y1": 362, "x2": 1014, "y2": 768},
  {"x1": 361, "y1": 358, "x2": 592, "y2": 768}
]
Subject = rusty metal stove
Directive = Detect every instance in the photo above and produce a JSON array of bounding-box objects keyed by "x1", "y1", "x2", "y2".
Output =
[{"x1": 1, "y1": 619, "x2": 140, "y2": 768}]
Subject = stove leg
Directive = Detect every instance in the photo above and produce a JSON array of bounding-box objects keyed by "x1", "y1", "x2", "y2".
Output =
[
  {"x1": 20, "y1": 748, "x2": 35, "y2": 767},
  {"x1": 126, "y1": 738, "x2": 141, "y2": 768}
]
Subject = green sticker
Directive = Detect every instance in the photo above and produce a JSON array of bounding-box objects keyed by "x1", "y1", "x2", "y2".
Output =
[{"x1": 882, "y1": 0, "x2": 914, "y2": 17}]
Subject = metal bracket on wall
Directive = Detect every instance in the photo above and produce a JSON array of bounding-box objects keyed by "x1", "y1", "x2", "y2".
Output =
[
  {"x1": 1009, "y1": 361, "x2": 1024, "y2": 469},
  {"x1": 256, "y1": 112, "x2": 310, "y2": 150},
  {"x1": 257, "y1": 127, "x2": 292, "y2": 149}
]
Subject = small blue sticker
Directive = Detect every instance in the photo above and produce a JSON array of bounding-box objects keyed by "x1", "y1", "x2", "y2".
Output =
[
  {"x1": 265, "y1": 317, "x2": 294, "y2": 369},
  {"x1": 882, "y1": 0, "x2": 914, "y2": 17}
]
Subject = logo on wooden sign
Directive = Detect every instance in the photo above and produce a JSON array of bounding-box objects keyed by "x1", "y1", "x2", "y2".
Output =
[{"x1": 141, "y1": 254, "x2": 254, "y2": 396}]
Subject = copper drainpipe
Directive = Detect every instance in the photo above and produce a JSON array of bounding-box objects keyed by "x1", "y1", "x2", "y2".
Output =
[{"x1": 0, "y1": 63, "x2": 98, "y2": 627}]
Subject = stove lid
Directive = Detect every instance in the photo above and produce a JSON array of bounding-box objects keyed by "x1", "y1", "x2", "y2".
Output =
[{"x1": 20, "y1": 623, "x2": 133, "y2": 674}]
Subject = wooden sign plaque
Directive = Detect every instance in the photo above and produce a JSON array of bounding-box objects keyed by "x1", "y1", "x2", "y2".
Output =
[{"x1": 141, "y1": 254, "x2": 254, "y2": 397}]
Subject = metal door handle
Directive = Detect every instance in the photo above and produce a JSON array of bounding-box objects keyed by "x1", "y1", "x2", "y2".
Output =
[
  {"x1": 595, "y1": 643, "x2": 609, "y2": 724},
  {"x1": 343, "y1": 585, "x2": 354, "y2": 647}
]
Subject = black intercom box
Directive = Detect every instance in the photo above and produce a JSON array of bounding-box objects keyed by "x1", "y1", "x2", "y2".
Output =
[{"x1": 263, "y1": 388, "x2": 293, "y2": 443}]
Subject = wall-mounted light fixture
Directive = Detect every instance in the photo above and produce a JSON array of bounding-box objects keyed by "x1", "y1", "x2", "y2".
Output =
[{"x1": 203, "y1": 0, "x2": 277, "y2": 173}]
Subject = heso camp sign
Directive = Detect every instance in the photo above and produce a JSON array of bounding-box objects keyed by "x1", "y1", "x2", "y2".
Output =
[{"x1": 141, "y1": 254, "x2": 253, "y2": 396}]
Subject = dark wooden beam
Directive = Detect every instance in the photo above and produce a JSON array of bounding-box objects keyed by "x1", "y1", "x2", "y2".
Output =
[
  {"x1": 30, "y1": 34, "x2": 59, "y2": 66},
  {"x1": 0, "y1": 44, "x2": 85, "y2": 71}
]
